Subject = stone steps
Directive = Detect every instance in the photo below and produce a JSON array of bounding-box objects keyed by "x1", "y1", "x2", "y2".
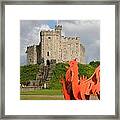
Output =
[{"x1": 35, "y1": 64, "x2": 55, "y2": 88}]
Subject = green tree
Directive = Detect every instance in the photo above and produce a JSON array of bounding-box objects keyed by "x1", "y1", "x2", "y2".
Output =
[
  {"x1": 49, "y1": 63, "x2": 68, "y2": 89},
  {"x1": 89, "y1": 61, "x2": 100, "y2": 68},
  {"x1": 20, "y1": 64, "x2": 39, "y2": 84},
  {"x1": 49, "y1": 63, "x2": 96, "y2": 89},
  {"x1": 78, "y1": 63, "x2": 95, "y2": 78}
]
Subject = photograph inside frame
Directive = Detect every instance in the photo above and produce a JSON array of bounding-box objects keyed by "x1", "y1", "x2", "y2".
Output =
[{"x1": 20, "y1": 20, "x2": 100, "y2": 100}]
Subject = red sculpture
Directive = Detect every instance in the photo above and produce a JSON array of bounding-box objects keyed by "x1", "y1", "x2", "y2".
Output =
[{"x1": 60, "y1": 59, "x2": 100, "y2": 100}]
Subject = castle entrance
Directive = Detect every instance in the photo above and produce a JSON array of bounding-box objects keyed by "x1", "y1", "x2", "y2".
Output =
[{"x1": 46, "y1": 60, "x2": 50, "y2": 66}]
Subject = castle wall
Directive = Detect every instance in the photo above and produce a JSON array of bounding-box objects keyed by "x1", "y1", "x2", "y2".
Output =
[
  {"x1": 40, "y1": 27, "x2": 61, "y2": 65},
  {"x1": 26, "y1": 45, "x2": 37, "y2": 64},
  {"x1": 36, "y1": 44, "x2": 41, "y2": 64},
  {"x1": 60, "y1": 36, "x2": 83, "y2": 63},
  {"x1": 80, "y1": 44, "x2": 85, "y2": 63},
  {"x1": 26, "y1": 25, "x2": 85, "y2": 65}
]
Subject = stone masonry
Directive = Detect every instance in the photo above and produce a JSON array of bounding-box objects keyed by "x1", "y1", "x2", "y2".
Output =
[{"x1": 26, "y1": 25, "x2": 85, "y2": 65}]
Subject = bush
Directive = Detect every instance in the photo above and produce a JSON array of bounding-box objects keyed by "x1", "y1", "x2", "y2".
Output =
[
  {"x1": 89, "y1": 61, "x2": 100, "y2": 68},
  {"x1": 49, "y1": 62, "x2": 98, "y2": 89},
  {"x1": 49, "y1": 63, "x2": 68, "y2": 89},
  {"x1": 20, "y1": 61, "x2": 100, "y2": 89},
  {"x1": 20, "y1": 64, "x2": 39, "y2": 84},
  {"x1": 78, "y1": 63, "x2": 95, "y2": 78}
]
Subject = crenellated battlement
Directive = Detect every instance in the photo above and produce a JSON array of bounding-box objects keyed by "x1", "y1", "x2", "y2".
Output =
[
  {"x1": 55, "y1": 25, "x2": 62, "y2": 31},
  {"x1": 40, "y1": 29, "x2": 60, "y2": 36},
  {"x1": 27, "y1": 45, "x2": 36, "y2": 48},
  {"x1": 26, "y1": 25, "x2": 85, "y2": 65},
  {"x1": 61, "y1": 36, "x2": 80, "y2": 41}
]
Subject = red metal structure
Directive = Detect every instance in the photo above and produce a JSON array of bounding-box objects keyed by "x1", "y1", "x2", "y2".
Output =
[{"x1": 60, "y1": 59, "x2": 100, "y2": 100}]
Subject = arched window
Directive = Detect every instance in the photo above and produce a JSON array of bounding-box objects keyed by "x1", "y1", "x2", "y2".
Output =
[{"x1": 47, "y1": 52, "x2": 49, "y2": 56}]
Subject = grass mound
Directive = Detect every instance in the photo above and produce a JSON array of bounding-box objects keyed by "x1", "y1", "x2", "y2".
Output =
[{"x1": 49, "y1": 62, "x2": 99, "y2": 89}]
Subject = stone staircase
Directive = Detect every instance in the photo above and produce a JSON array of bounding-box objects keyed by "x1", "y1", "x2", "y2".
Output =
[{"x1": 36, "y1": 64, "x2": 55, "y2": 89}]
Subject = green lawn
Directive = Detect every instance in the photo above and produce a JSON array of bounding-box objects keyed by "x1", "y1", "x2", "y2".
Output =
[
  {"x1": 20, "y1": 95, "x2": 64, "y2": 100},
  {"x1": 20, "y1": 89, "x2": 98, "y2": 100},
  {"x1": 20, "y1": 89, "x2": 62, "y2": 95},
  {"x1": 20, "y1": 89, "x2": 64, "y2": 100}
]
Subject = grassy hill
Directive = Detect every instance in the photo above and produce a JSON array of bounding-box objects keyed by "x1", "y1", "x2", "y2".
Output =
[
  {"x1": 20, "y1": 61, "x2": 100, "y2": 89},
  {"x1": 49, "y1": 62, "x2": 98, "y2": 89},
  {"x1": 20, "y1": 64, "x2": 39, "y2": 84}
]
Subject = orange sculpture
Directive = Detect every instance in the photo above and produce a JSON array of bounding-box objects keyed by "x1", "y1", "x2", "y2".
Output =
[{"x1": 60, "y1": 59, "x2": 100, "y2": 100}]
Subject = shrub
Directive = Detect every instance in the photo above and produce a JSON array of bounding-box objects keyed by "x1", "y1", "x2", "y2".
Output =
[
  {"x1": 89, "y1": 61, "x2": 100, "y2": 68},
  {"x1": 20, "y1": 64, "x2": 39, "y2": 84},
  {"x1": 49, "y1": 62, "x2": 98, "y2": 89}
]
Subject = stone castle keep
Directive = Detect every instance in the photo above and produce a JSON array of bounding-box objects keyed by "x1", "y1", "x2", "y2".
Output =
[{"x1": 26, "y1": 25, "x2": 85, "y2": 65}]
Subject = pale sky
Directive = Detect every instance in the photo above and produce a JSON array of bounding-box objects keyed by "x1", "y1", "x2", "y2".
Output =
[{"x1": 20, "y1": 20, "x2": 100, "y2": 65}]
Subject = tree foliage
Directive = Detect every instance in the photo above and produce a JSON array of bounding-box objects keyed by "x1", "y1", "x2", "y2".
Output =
[
  {"x1": 20, "y1": 61, "x2": 100, "y2": 89},
  {"x1": 20, "y1": 64, "x2": 39, "y2": 84},
  {"x1": 49, "y1": 62, "x2": 99, "y2": 89},
  {"x1": 89, "y1": 61, "x2": 100, "y2": 68},
  {"x1": 49, "y1": 63, "x2": 67, "y2": 89},
  {"x1": 78, "y1": 63, "x2": 95, "y2": 79}
]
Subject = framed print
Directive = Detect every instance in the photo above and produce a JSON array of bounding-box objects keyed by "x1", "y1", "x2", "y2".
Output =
[{"x1": 0, "y1": 0, "x2": 119, "y2": 119}]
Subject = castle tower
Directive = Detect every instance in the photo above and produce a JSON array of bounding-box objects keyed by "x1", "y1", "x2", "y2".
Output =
[
  {"x1": 55, "y1": 25, "x2": 62, "y2": 36},
  {"x1": 26, "y1": 45, "x2": 37, "y2": 64},
  {"x1": 26, "y1": 25, "x2": 85, "y2": 65},
  {"x1": 39, "y1": 25, "x2": 62, "y2": 65}
]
